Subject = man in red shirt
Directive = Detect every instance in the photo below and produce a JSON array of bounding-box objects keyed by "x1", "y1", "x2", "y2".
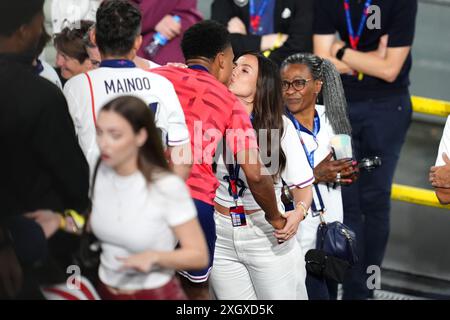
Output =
[{"x1": 153, "y1": 20, "x2": 286, "y2": 299}]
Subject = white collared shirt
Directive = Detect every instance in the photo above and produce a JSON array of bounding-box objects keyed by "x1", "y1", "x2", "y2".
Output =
[{"x1": 295, "y1": 104, "x2": 345, "y2": 254}]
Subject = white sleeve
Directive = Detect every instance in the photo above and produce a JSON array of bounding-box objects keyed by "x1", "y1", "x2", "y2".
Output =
[
  {"x1": 160, "y1": 175, "x2": 197, "y2": 227},
  {"x1": 161, "y1": 80, "x2": 190, "y2": 147},
  {"x1": 63, "y1": 75, "x2": 93, "y2": 158},
  {"x1": 436, "y1": 116, "x2": 450, "y2": 166},
  {"x1": 281, "y1": 117, "x2": 315, "y2": 188}
]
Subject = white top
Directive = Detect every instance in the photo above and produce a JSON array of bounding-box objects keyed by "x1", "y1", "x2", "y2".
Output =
[
  {"x1": 63, "y1": 64, "x2": 190, "y2": 172},
  {"x1": 295, "y1": 105, "x2": 345, "y2": 254},
  {"x1": 90, "y1": 164, "x2": 197, "y2": 290},
  {"x1": 435, "y1": 116, "x2": 450, "y2": 166},
  {"x1": 39, "y1": 60, "x2": 63, "y2": 90},
  {"x1": 214, "y1": 115, "x2": 314, "y2": 211}
]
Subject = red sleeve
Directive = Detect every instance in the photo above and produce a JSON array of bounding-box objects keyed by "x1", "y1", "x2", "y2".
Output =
[{"x1": 225, "y1": 99, "x2": 258, "y2": 155}]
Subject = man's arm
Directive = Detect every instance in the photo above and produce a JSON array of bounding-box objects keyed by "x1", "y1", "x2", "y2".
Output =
[
  {"x1": 430, "y1": 154, "x2": 450, "y2": 204},
  {"x1": 314, "y1": 34, "x2": 355, "y2": 74},
  {"x1": 314, "y1": 33, "x2": 410, "y2": 83},
  {"x1": 435, "y1": 188, "x2": 450, "y2": 205},
  {"x1": 237, "y1": 149, "x2": 285, "y2": 229},
  {"x1": 334, "y1": 44, "x2": 411, "y2": 83},
  {"x1": 273, "y1": 185, "x2": 312, "y2": 241},
  {"x1": 168, "y1": 142, "x2": 192, "y2": 181}
]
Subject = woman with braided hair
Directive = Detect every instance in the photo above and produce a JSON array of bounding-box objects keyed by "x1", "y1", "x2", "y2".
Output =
[{"x1": 281, "y1": 52, "x2": 357, "y2": 299}]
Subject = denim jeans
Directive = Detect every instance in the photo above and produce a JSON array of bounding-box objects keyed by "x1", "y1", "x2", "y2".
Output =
[
  {"x1": 210, "y1": 210, "x2": 308, "y2": 300},
  {"x1": 341, "y1": 93, "x2": 412, "y2": 299}
]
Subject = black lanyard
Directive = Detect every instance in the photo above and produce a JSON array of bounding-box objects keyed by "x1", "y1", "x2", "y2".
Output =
[{"x1": 222, "y1": 143, "x2": 247, "y2": 204}]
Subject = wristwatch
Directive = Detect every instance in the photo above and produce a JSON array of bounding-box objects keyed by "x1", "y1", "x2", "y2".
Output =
[{"x1": 336, "y1": 45, "x2": 349, "y2": 61}]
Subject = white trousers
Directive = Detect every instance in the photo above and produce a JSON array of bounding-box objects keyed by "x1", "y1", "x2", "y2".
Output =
[{"x1": 210, "y1": 210, "x2": 308, "y2": 300}]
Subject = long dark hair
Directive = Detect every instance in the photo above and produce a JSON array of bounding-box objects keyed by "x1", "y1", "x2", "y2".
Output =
[
  {"x1": 281, "y1": 53, "x2": 352, "y2": 135},
  {"x1": 99, "y1": 96, "x2": 169, "y2": 183},
  {"x1": 239, "y1": 52, "x2": 286, "y2": 177}
]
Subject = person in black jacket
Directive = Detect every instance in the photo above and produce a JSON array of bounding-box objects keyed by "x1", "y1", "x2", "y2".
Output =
[
  {"x1": 211, "y1": 0, "x2": 313, "y2": 66},
  {"x1": 0, "y1": 0, "x2": 90, "y2": 299}
]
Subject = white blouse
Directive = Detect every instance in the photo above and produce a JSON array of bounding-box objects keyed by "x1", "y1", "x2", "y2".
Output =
[
  {"x1": 214, "y1": 115, "x2": 314, "y2": 212},
  {"x1": 90, "y1": 164, "x2": 197, "y2": 290}
]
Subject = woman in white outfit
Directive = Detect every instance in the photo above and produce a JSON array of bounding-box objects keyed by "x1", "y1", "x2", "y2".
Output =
[
  {"x1": 280, "y1": 53, "x2": 357, "y2": 299},
  {"x1": 210, "y1": 52, "x2": 314, "y2": 300}
]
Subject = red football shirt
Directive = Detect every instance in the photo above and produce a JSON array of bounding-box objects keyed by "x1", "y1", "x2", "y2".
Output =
[{"x1": 152, "y1": 66, "x2": 258, "y2": 205}]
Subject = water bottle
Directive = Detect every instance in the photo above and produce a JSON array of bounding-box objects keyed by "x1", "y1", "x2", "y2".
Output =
[{"x1": 145, "y1": 15, "x2": 181, "y2": 57}]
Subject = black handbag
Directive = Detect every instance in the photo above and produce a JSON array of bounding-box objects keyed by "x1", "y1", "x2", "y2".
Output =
[
  {"x1": 305, "y1": 249, "x2": 350, "y2": 283},
  {"x1": 305, "y1": 184, "x2": 358, "y2": 283},
  {"x1": 72, "y1": 231, "x2": 101, "y2": 284},
  {"x1": 72, "y1": 161, "x2": 102, "y2": 284}
]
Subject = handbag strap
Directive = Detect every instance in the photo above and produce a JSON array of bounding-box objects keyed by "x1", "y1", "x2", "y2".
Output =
[
  {"x1": 312, "y1": 184, "x2": 325, "y2": 212},
  {"x1": 82, "y1": 159, "x2": 101, "y2": 234}
]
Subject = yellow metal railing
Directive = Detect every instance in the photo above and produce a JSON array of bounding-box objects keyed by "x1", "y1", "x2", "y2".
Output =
[
  {"x1": 391, "y1": 184, "x2": 450, "y2": 209},
  {"x1": 390, "y1": 96, "x2": 449, "y2": 209},
  {"x1": 411, "y1": 96, "x2": 450, "y2": 117}
]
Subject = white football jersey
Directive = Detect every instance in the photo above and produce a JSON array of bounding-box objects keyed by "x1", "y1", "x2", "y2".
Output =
[{"x1": 63, "y1": 59, "x2": 190, "y2": 171}]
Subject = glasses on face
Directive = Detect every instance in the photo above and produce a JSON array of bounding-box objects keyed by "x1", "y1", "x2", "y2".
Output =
[{"x1": 281, "y1": 78, "x2": 313, "y2": 91}]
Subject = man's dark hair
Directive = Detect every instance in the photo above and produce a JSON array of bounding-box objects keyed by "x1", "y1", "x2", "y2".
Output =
[
  {"x1": 95, "y1": 0, "x2": 141, "y2": 56},
  {"x1": 0, "y1": 0, "x2": 44, "y2": 37},
  {"x1": 181, "y1": 20, "x2": 231, "y2": 60}
]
